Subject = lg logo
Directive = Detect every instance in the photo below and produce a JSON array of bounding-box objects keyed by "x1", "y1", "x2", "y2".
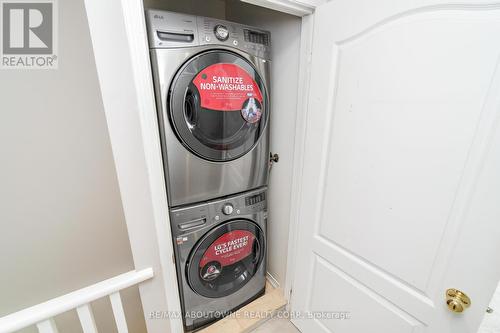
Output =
[{"x1": 1, "y1": 0, "x2": 57, "y2": 69}]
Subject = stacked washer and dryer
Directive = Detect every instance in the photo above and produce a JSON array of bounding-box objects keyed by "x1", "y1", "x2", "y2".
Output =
[{"x1": 146, "y1": 9, "x2": 272, "y2": 331}]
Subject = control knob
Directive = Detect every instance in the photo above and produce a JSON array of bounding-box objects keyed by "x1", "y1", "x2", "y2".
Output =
[
  {"x1": 222, "y1": 203, "x2": 234, "y2": 215},
  {"x1": 214, "y1": 24, "x2": 229, "y2": 41}
]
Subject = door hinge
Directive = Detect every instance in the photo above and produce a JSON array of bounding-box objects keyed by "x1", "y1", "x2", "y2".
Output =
[{"x1": 172, "y1": 253, "x2": 175, "y2": 264}]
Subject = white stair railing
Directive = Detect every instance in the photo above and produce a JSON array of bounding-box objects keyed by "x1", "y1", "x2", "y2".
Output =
[{"x1": 0, "y1": 268, "x2": 154, "y2": 333}]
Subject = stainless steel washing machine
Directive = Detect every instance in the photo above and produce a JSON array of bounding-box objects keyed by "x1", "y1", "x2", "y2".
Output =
[
  {"x1": 146, "y1": 10, "x2": 272, "y2": 207},
  {"x1": 170, "y1": 187, "x2": 267, "y2": 331}
]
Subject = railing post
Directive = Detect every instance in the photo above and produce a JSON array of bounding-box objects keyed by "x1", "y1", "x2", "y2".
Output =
[
  {"x1": 110, "y1": 292, "x2": 128, "y2": 333},
  {"x1": 76, "y1": 304, "x2": 98, "y2": 333},
  {"x1": 36, "y1": 319, "x2": 59, "y2": 333}
]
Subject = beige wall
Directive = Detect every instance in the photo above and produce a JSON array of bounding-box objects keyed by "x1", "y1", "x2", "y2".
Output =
[{"x1": 0, "y1": 0, "x2": 146, "y2": 332}]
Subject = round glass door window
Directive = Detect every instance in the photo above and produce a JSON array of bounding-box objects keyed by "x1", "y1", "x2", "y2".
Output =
[
  {"x1": 186, "y1": 220, "x2": 265, "y2": 298},
  {"x1": 169, "y1": 50, "x2": 268, "y2": 162}
]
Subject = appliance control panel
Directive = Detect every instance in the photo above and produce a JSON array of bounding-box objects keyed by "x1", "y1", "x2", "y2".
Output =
[
  {"x1": 169, "y1": 187, "x2": 268, "y2": 236},
  {"x1": 146, "y1": 9, "x2": 271, "y2": 60},
  {"x1": 197, "y1": 16, "x2": 271, "y2": 60},
  {"x1": 209, "y1": 188, "x2": 267, "y2": 219}
]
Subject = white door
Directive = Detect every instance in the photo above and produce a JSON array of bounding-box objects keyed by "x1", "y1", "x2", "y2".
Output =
[{"x1": 290, "y1": 1, "x2": 500, "y2": 332}]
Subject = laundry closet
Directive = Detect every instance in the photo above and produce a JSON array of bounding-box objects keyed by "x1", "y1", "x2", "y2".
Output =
[
  {"x1": 141, "y1": 0, "x2": 304, "y2": 330},
  {"x1": 125, "y1": 0, "x2": 303, "y2": 330},
  {"x1": 142, "y1": 0, "x2": 302, "y2": 283}
]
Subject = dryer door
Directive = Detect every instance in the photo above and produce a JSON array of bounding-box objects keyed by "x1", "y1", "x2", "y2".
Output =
[
  {"x1": 169, "y1": 50, "x2": 269, "y2": 162},
  {"x1": 186, "y1": 219, "x2": 265, "y2": 298}
]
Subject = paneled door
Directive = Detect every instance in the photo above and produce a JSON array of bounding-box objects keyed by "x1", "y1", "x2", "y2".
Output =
[{"x1": 291, "y1": 1, "x2": 500, "y2": 332}]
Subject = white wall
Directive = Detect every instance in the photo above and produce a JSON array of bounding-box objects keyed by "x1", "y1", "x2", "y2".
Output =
[
  {"x1": 0, "y1": 0, "x2": 146, "y2": 332},
  {"x1": 144, "y1": 0, "x2": 226, "y2": 19},
  {"x1": 225, "y1": 0, "x2": 302, "y2": 287}
]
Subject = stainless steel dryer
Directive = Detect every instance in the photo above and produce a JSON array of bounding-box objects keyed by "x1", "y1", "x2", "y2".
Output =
[
  {"x1": 146, "y1": 10, "x2": 271, "y2": 207},
  {"x1": 170, "y1": 187, "x2": 267, "y2": 331}
]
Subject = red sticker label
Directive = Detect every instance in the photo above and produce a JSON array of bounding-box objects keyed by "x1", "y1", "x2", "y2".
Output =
[
  {"x1": 199, "y1": 230, "x2": 255, "y2": 268},
  {"x1": 192, "y1": 63, "x2": 263, "y2": 113}
]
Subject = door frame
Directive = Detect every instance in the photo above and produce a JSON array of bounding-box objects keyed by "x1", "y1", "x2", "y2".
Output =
[{"x1": 83, "y1": 0, "x2": 318, "y2": 332}]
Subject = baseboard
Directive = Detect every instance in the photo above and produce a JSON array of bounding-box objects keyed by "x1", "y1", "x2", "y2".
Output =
[{"x1": 266, "y1": 272, "x2": 280, "y2": 289}]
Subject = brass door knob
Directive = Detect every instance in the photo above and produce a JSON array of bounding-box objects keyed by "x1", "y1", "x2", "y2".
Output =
[{"x1": 446, "y1": 288, "x2": 471, "y2": 313}]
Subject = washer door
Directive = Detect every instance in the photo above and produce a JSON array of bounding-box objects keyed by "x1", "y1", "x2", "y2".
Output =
[
  {"x1": 169, "y1": 50, "x2": 268, "y2": 162},
  {"x1": 186, "y1": 219, "x2": 265, "y2": 298}
]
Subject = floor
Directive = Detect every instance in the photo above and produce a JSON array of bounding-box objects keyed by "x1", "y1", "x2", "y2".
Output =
[
  {"x1": 478, "y1": 281, "x2": 500, "y2": 333},
  {"x1": 250, "y1": 317, "x2": 300, "y2": 333}
]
